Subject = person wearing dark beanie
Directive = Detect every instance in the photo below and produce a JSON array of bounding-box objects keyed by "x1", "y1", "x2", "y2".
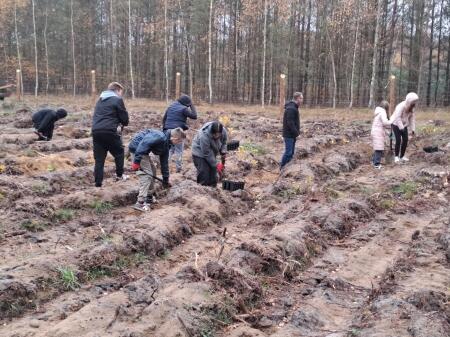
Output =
[
  {"x1": 162, "y1": 94, "x2": 198, "y2": 172},
  {"x1": 32, "y1": 108, "x2": 68, "y2": 141}
]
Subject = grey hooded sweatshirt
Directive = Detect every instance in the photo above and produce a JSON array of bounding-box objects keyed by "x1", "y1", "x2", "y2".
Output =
[{"x1": 191, "y1": 122, "x2": 228, "y2": 167}]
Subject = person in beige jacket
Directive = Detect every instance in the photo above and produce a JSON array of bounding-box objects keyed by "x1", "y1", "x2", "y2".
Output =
[
  {"x1": 370, "y1": 101, "x2": 391, "y2": 169},
  {"x1": 389, "y1": 92, "x2": 419, "y2": 163}
]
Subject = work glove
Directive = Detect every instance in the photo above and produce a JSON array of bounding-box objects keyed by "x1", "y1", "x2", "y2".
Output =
[
  {"x1": 131, "y1": 162, "x2": 141, "y2": 171},
  {"x1": 216, "y1": 163, "x2": 224, "y2": 175},
  {"x1": 162, "y1": 177, "x2": 171, "y2": 189}
]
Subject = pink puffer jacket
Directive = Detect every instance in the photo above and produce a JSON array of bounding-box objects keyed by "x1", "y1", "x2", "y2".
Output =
[
  {"x1": 371, "y1": 107, "x2": 391, "y2": 151},
  {"x1": 390, "y1": 92, "x2": 419, "y2": 132}
]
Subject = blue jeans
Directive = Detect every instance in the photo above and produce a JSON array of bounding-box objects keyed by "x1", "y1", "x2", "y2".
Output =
[
  {"x1": 280, "y1": 137, "x2": 296, "y2": 168},
  {"x1": 372, "y1": 150, "x2": 383, "y2": 166},
  {"x1": 169, "y1": 141, "x2": 184, "y2": 171}
]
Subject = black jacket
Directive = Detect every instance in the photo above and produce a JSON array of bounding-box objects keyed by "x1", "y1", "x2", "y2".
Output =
[
  {"x1": 162, "y1": 101, "x2": 197, "y2": 131},
  {"x1": 32, "y1": 109, "x2": 59, "y2": 139},
  {"x1": 282, "y1": 101, "x2": 300, "y2": 138},
  {"x1": 92, "y1": 92, "x2": 129, "y2": 133}
]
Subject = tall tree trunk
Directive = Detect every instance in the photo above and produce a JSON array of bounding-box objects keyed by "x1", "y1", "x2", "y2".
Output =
[
  {"x1": 177, "y1": 0, "x2": 193, "y2": 98},
  {"x1": 208, "y1": 0, "x2": 213, "y2": 104},
  {"x1": 14, "y1": 1, "x2": 23, "y2": 95},
  {"x1": 44, "y1": 6, "x2": 50, "y2": 95},
  {"x1": 433, "y1": 0, "x2": 444, "y2": 106},
  {"x1": 426, "y1": 0, "x2": 435, "y2": 106},
  {"x1": 261, "y1": 0, "x2": 268, "y2": 107},
  {"x1": 70, "y1": 0, "x2": 76, "y2": 96},
  {"x1": 349, "y1": 1, "x2": 360, "y2": 109},
  {"x1": 164, "y1": 0, "x2": 169, "y2": 102},
  {"x1": 32, "y1": 0, "x2": 38, "y2": 96},
  {"x1": 325, "y1": 24, "x2": 337, "y2": 109},
  {"x1": 368, "y1": 0, "x2": 383, "y2": 108},
  {"x1": 110, "y1": 0, "x2": 116, "y2": 79},
  {"x1": 128, "y1": 0, "x2": 135, "y2": 98}
]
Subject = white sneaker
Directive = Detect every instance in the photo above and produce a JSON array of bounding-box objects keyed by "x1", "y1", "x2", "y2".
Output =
[
  {"x1": 132, "y1": 202, "x2": 150, "y2": 212},
  {"x1": 373, "y1": 164, "x2": 382, "y2": 170},
  {"x1": 401, "y1": 157, "x2": 409, "y2": 162},
  {"x1": 394, "y1": 156, "x2": 400, "y2": 163},
  {"x1": 116, "y1": 174, "x2": 129, "y2": 182}
]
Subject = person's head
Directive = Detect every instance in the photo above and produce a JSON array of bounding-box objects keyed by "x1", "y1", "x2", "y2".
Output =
[
  {"x1": 178, "y1": 94, "x2": 192, "y2": 107},
  {"x1": 56, "y1": 108, "x2": 68, "y2": 120},
  {"x1": 170, "y1": 127, "x2": 186, "y2": 145},
  {"x1": 107, "y1": 82, "x2": 125, "y2": 97},
  {"x1": 210, "y1": 121, "x2": 224, "y2": 140},
  {"x1": 378, "y1": 100, "x2": 389, "y2": 112},
  {"x1": 405, "y1": 92, "x2": 419, "y2": 112},
  {"x1": 293, "y1": 92, "x2": 303, "y2": 106}
]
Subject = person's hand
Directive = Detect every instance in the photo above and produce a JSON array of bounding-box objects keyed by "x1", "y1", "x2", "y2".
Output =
[
  {"x1": 217, "y1": 163, "x2": 224, "y2": 174},
  {"x1": 221, "y1": 153, "x2": 226, "y2": 164},
  {"x1": 131, "y1": 162, "x2": 140, "y2": 171},
  {"x1": 162, "y1": 177, "x2": 171, "y2": 189}
]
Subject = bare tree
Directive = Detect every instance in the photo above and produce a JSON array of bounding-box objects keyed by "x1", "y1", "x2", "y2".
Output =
[
  {"x1": 128, "y1": 0, "x2": 135, "y2": 98},
  {"x1": 368, "y1": 0, "x2": 383, "y2": 108},
  {"x1": 32, "y1": 0, "x2": 38, "y2": 96},
  {"x1": 110, "y1": 0, "x2": 116, "y2": 79},
  {"x1": 44, "y1": 6, "x2": 50, "y2": 95},
  {"x1": 349, "y1": 1, "x2": 360, "y2": 109},
  {"x1": 70, "y1": 0, "x2": 76, "y2": 96},
  {"x1": 325, "y1": 23, "x2": 337, "y2": 109},
  {"x1": 208, "y1": 0, "x2": 213, "y2": 104},
  {"x1": 164, "y1": 0, "x2": 169, "y2": 102},
  {"x1": 261, "y1": 0, "x2": 268, "y2": 107},
  {"x1": 14, "y1": 1, "x2": 23, "y2": 95},
  {"x1": 177, "y1": 0, "x2": 193, "y2": 98}
]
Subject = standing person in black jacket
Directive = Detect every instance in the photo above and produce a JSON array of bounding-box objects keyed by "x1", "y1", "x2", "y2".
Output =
[
  {"x1": 32, "y1": 108, "x2": 68, "y2": 141},
  {"x1": 280, "y1": 92, "x2": 303, "y2": 169},
  {"x1": 92, "y1": 82, "x2": 129, "y2": 187},
  {"x1": 162, "y1": 94, "x2": 197, "y2": 172}
]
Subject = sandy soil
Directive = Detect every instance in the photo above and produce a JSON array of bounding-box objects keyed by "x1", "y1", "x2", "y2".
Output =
[{"x1": 0, "y1": 98, "x2": 449, "y2": 337}]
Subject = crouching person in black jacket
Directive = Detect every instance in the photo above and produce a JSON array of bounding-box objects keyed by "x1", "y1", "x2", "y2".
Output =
[
  {"x1": 32, "y1": 108, "x2": 68, "y2": 141},
  {"x1": 129, "y1": 127, "x2": 186, "y2": 212},
  {"x1": 92, "y1": 82, "x2": 129, "y2": 187}
]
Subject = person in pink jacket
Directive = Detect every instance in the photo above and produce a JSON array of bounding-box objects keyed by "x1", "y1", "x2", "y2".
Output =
[
  {"x1": 371, "y1": 101, "x2": 391, "y2": 169},
  {"x1": 389, "y1": 92, "x2": 419, "y2": 163}
]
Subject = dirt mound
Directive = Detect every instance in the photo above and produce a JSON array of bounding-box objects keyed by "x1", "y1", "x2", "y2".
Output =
[{"x1": 0, "y1": 279, "x2": 37, "y2": 319}]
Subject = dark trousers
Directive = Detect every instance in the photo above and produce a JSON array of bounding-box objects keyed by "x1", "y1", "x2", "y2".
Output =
[
  {"x1": 280, "y1": 137, "x2": 296, "y2": 168},
  {"x1": 92, "y1": 132, "x2": 124, "y2": 187},
  {"x1": 372, "y1": 150, "x2": 383, "y2": 166},
  {"x1": 193, "y1": 155, "x2": 217, "y2": 187},
  {"x1": 392, "y1": 125, "x2": 408, "y2": 158}
]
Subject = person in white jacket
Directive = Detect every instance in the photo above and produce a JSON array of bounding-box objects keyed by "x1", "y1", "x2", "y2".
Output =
[
  {"x1": 370, "y1": 101, "x2": 391, "y2": 169},
  {"x1": 389, "y1": 92, "x2": 419, "y2": 163}
]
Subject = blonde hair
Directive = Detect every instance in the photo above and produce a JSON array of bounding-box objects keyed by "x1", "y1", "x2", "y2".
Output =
[
  {"x1": 107, "y1": 82, "x2": 124, "y2": 92},
  {"x1": 170, "y1": 127, "x2": 187, "y2": 140}
]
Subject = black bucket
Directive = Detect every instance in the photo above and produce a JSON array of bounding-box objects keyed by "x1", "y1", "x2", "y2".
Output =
[
  {"x1": 423, "y1": 146, "x2": 439, "y2": 153},
  {"x1": 227, "y1": 140, "x2": 240, "y2": 151},
  {"x1": 222, "y1": 180, "x2": 245, "y2": 191}
]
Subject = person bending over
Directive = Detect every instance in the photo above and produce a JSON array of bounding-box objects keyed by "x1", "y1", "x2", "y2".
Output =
[
  {"x1": 129, "y1": 127, "x2": 186, "y2": 211},
  {"x1": 191, "y1": 121, "x2": 228, "y2": 187},
  {"x1": 32, "y1": 108, "x2": 68, "y2": 141}
]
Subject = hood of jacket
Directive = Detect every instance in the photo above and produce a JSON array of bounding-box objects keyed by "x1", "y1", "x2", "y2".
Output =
[
  {"x1": 405, "y1": 92, "x2": 419, "y2": 109},
  {"x1": 374, "y1": 106, "x2": 386, "y2": 116},
  {"x1": 99, "y1": 90, "x2": 119, "y2": 101}
]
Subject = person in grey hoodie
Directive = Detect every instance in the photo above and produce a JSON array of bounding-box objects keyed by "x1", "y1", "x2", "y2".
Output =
[
  {"x1": 191, "y1": 121, "x2": 228, "y2": 187},
  {"x1": 91, "y1": 82, "x2": 129, "y2": 187}
]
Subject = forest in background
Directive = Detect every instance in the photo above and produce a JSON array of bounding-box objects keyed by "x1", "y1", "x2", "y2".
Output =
[{"x1": 0, "y1": 0, "x2": 449, "y2": 107}]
